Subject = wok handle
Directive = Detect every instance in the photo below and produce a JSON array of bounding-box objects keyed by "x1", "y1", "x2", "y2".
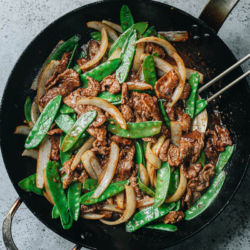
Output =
[
  {"x1": 199, "y1": 0, "x2": 239, "y2": 33},
  {"x1": 2, "y1": 198, "x2": 81, "y2": 250}
]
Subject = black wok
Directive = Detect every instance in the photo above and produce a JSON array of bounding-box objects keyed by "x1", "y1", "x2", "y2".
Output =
[{"x1": 1, "y1": 0, "x2": 250, "y2": 249}]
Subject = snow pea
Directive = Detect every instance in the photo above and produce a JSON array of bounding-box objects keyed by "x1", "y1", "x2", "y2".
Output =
[
  {"x1": 185, "y1": 170, "x2": 226, "y2": 220},
  {"x1": 185, "y1": 72, "x2": 200, "y2": 119},
  {"x1": 197, "y1": 150, "x2": 206, "y2": 167},
  {"x1": 107, "y1": 119, "x2": 162, "y2": 138},
  {"x1": 80, "y1": 58, "x2": 121, "y2": 88},
  {"x1": 116, "y1": 29, "x2": 137, "y2": 84},
  {"x1": 72, "y1": 50, "x2": 87, "y2": 72},
  {"x1": 59, "y1": 104, "x2": 75, "y2": 114},
  {"x1": 152, "y1": 52, "x2": 160, "y2": 57},
  {"x1": 55, "y1": 113, "x2": 75, "y2": 134},
  {"x1": 215, "y1": 145, "x2": 235, "y2": 173},
  {"x1": 194, "y1": 99, "x2": 208, "y2": 117},
  {"x1": 60, "y1": 135, "x2": 72, "y2": 165},
  {"x1": 25, "y1": 95, "x2": 62, "y2": 149},
  {"x1": 49, "y1": 35, "x2": 81, "y2": 62},
  {"x1": 97, "y1": 92, "x2": 121, "y2": 104},
  {"x1": 24, "y1": 96, "x2": 32, "y2": 123},
  {"x1": 66, "y1": 44, "x2": 78, "y2": 69},
  {"x1": 80, "y1": 180, "x2": 129, "y2": 205},
  {"x1": 46, "y1": 161, "x2": 70, "y2": 225},
  {"x1": 70, "y1": 112, "x2": 77, "y2": 121},
  {"x1": 143, "y1": 26, "x2": 157, "y2": 37},
  {"x1": 120, "y1": 5, "x2": 134, "y2": 32},
  {"x1": 108, "y1": 22, "x2": 148, "y2": 57},
  {"x1": 68, "y1": 181, "x2": 82, "y2": 221},
  {"x1": 154, "y1": 162, "x2": 171, "y2": 208},
  {"x1": 52, "y1": 205, "x2": 73, "y2": 229},
  {"x1": 52, "y1": 205, "x2": 60, "y2": 219},
  {"x1": 126, "y1": 203, "x2": 176, "y2": 232},
  {"x1": 83, "y1": 179, "x2": 98, "y2": 191},
  {"x1": 146, "y1": 223, "x2": 178, "y2": 232},
  {"x1": 157, "y1": 34, "x2": 167, "y2": 40},
  {"x1": 69, "y1": 133, "x2": 90, "y2": 153},
  {"x1": 18, "y1": 174, "x2": 44, "y2": 196},
  {"x1": 168, "y1": 168, "x2": 179, "y2": 196},
  {"x1": 159, "y1": 100, "x2": 171, "y2": 130},
  {"x1": 61, "y1": 111, "x2": 97, "y2": 152},
  {"x1": 143, "y1": 55, "x2": 157, "y2": 87},
  {"x1": 90, "y1": 31, "x2": 113, "y2": 42}
]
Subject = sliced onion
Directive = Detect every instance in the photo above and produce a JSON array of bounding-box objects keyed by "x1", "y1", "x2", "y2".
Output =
[
  {"x1": 87, "y1": 21, "x2": 119, "y2": 41},
  {"x1": 102, "y1": 20, "x2": 123, "y2": 33},
  {"x1": 77, "y1": 97, "x2": 127, "y2": 129},
  {"x1": 43, "y1": 167, "x2": 54, "y2": 204},
  {"x1": 90, "y1": 154, "x2": 102, "y2": 178},
  {"x1": 99, "y1": 185, "x2": 136, "y2": 225},
  {"x1": 100, "y1": 204, "x2": 124, "y2": 213},
  {"x1": 171, "y1": 121, "x2": 182, "y2": 147},
  {"x1": 14, "y1": 125, "x2": 31, "y2": 135},
  {"x1": 145, "y1": 143, "x2": 161, "y2": 169},
  {"x1": 126, "y1": 81, "x2": 153, "y2": 90},
  {"x1": 81, "y1": 151, "x2": 98, "y2": 179},
  {"x1": 146, "y1": 161, "x2": 156, "y2": 189},
  {"x1": 98, "y1": 164, "x2": 107, "y2": 184},
  {"x1": 108, "y1": 46, "x2": 121, "y2": 60},
  {"x1": 92, "y1": 142, "x2": 119, "y2": 198},
  {"x1": 152, "y1": 134, "x2": 167, "y2": 156},
  {"x1": 139, "y1": 163, "x2": 149, "y2": 187},
  {"x1": 36, "y1": 135, "x2": 51, "y2": 188},
  {"x1": 22, "y1": 149, "x2": 39, "y2": 160},
  {"x1": 107, "y1": 197, "x2": 114, "y2": 206},
  {"x1": 81, "y1": 213, "x2": 105, "y2": 220},
  {"x1": 31, "y1": 97, "x2": 40, "y2": 123},
  {"x1": 71, "y1": 137, "x2": 95, "y2": 171},
  {"x1": 132, "y1": 43, "x2": 145, "y2": 72},
  {"x1": 136, "y1": 197, "x2": 154, "y2": 208},
  {"x1": 37, "y1": 60, "x2": 60, "y2": 112},
  {"x1": 116, "y1": 191, "x2": 124, "y2": 209},
  {"x1": 158, "y1": 31, "x2": 188, "y2": 42},
  {"x1": 80, "y1": 28, "x2": 108, "y2": 70},
  {"x1": 138, "y1": 65, "x2": 145, "y2": 82},
  {"x1": 43, "y1": 191, "x2": 55, "y2": 205}
]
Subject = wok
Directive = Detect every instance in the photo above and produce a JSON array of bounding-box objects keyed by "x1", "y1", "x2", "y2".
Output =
[{"x1": 1, "y1": 0, "x2": 250, "y2": 249}]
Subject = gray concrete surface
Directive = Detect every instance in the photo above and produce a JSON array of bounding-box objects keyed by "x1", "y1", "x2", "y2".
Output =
[{"x1": 0, "y1": 0, "x2": 250, "y2": 249}]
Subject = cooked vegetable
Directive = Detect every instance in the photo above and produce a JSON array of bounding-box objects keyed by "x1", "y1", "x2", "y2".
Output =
[
  {"x1": 89, "y1": 153, "x2": 103, "y2": 178},
  {"x1": 59, "y1": 104, "x2": 75, "y2": 114},
  {"x1": 97, "y1": 92, "x2": 122, "y2": 104},
  {"x1": 22, "y1": 149, "x2": 38, "y2": 160},
  {"x1": 170, "y1": 121, "x2": 182, "y2": 147},
  {"x1": 14, "y1": 125, "x2": 31, "y2": 135},
  {"x1": 146, "y1": 223, "x2": 178, "y2": 232},
  {"x1": 68, "y1": 181, "x2": 82, "y2": 221},
  {"x1": 116, "y1": 191, "x2": 125, "y2": 209},
  {"x1": 143, "y1": 26, "x2": 157, "y2": 37},
  {"x1": 158, "y1": 31, "x2": 188, "y2": 42},
  {"x1": 102, "y1": 20, "x2": 123, "y2": 33},
  {"x1": 168, "y1": 168, "x2": 180, "y2": 196},
  {"x1": 195, "y1": 99, "x2": 208, "y2": 117},
  {"x1": 83, "y1": 179, "x2": 98, "y2": 191},
  {"x1": 60, "y1": 135, "x2": 72, "y2": 166},
  {"x1": 132, "y1": 43, "x2": 145, "y2": 72},
  {"x1": 81, "y1": 151, "x2": 98, "y2": 179},
  {"x1": 19, "y1": 174, "x2": 44, "y2": 196},
  {"x1": 24, "y1": 96, "x2": 32, "y2": 126},
  {"x1": 145, "y1": 142, "x2": 161, "y2": 169},
  {"x1": 100, "y1": 204, "x2": 124, "y2": 213},
  {"x1": 120, "y1": 5, "x2": 134, "y2": 32},
  {"x1": 52, "y1": 205, "x2": 60, "y2": 219},
  {"x1": 55, "y1": 113, "x2": 75, "y2": 134},
  {"x1": 215, "y1": 145, "x2": 235, "y2": 173},
  {"x1": 159, "y1": 100, "x2": 171, "y2": 130},
  {"x1": 108, "y1": 47, "x2": 122, "y2": 60},
  {"x1": 127, "y1": 81, "x2": 153, "y2": 90},
  {"x1": 152, "y1": 134, "x2": 167, "y2": 157},
  {"x1": 139, "y1": 163, "x2": 150, "y2": 187},
  {"x1": 31, "y1": 98, "x2": 40, "y2": 123},
  {"x1": 67, "y1": 44, "x2": 78, "y2": 69},
  {"x1": 197, "y1": 150, "x2": 206, "y2": 167},
  {"x1": 90, "y1": 31, "x2": 114, "y2": 42},
  {"x1": 143, "y1": 55, "x2": 157, "y2": 87},
  {"x1": 81, "y1": 213, "x2": 105, "y2": 220}
]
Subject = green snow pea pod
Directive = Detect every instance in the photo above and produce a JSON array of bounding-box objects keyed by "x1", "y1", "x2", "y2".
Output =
[
  {"x1": 175, "y1": 200, "x2": 181, "y2": 211},
  {"x1": 159, "y1": 100, "x2": 171, "y2": 130},
  {"x1": 157, "y1": 33, "x2": 167, "y2": 40},
  {"x1": 60, "y1": 214, "x2": 73, "y2": 230},
  {"x1": 83, "y1": 179, "x2": 98, "y2": 191},
  {"x1": 143, "y1": 26, "x2": 157, "y2": 37},
  {"x1": 59, "y1": 104, "x2": 75, "y2": 114},
  {"x1": 138, "y1": 165, "x2": 155, "y2": 197},
  {"x1": 116, "y1": 29, "x2": 137, "y2": 84},
  {"x1": 69, "y1": 133, "x2": 90, "y2": 153},
  {"x1": 146, "y1": 223, "x2": 178, "y2": 232},
  {"x1": 18, "y1": 174, "x2": 44, "y2": 196},
  {"x1": 90, "y1": 31, "x2": 113, "y2": 42},
  {"x1": 154, "y1": 162, "x2": 171, "y2": 208},
  {"x1": 197, "y1": 150, "x2": 206, "y2": 167},
  {"x1": 126, "y1": 203, "x2": 176, "y2": 232},
  {"x1": 120, "y1": 5, "x2": 134, "y2": 32},
  {"x1": 143, "y1": 55, "x2": 157, "y2": 87},
  {"x1": 61, "y1": 111, "x2": 97, "y2": 152},
  {"x1": 185, "y1": 72, "x2": 200, "y2": 119},
  {"x1": 70, "y1": 112, "x2": 77, "y2": 121},
  {"x1": 25, "y1": 95, "x2": 62, "y2": 149},
  {"x1": 49, "y1": 35, "x2": 81, "y2": 62},
  {"x1": 60, "y1": 135, "x2": 72, "y2": 165},
  {"x1": 168, "y1": 168, "x2": 179, "y2": 196},
  {"x1": 108, "y1": 22, "x2": 148, "y2": 57},
  {"x1": 194, "y1": 99, "x2": 208, "y2": 117},
  {"x1": 55, "y1": 113, "x2": 75, "y2": 134},
  {"x1": 80, "y1": 58, "x2": 121, "y2": 88},
  {"x1": 52, "y1": 205, "x2": 60, "y2": 219},
  {"x1": 107, "y1": 119, "x2": 162, "y2": 138},
  {"x1": 215, "y1": 145, "x2": 235, "y2": 173},
  {"x1": 152, "y1": 52, "x2": 160, "y2": 57},
  {"x1": 24, "y1": 96, "x2": 32, "y2": 123},
  {"x1": 80, "y1": 180, "x2": 129, "y2": 205},
  {"x1": 46, "y1": 161, "x2": 70, "y2": 225},
  {"x1": 185, "y1": 170, "x2": 226, "y2": 220},
  {"x1": 72, "y1": 50, "x2": 87, "y2": 72},
  {"x1": 66, "y1": 44, "x2": 78, "y2": 69},
  {"x1": 97, "y1": 92, "x2": 122, "y2": 104},
  {"x1": 68, "y1": 181, "x2": 82, "y2": 221}
]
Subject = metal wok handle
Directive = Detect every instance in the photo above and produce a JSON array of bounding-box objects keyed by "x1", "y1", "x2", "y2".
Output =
[
  {"x1": 199, "y1": 0, "x2": 239, "y2": 33},
  {"x1": 2, "y1": 198, "x2": 82, "y2": 250}
]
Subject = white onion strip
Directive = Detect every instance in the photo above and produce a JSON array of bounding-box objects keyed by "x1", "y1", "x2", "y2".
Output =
[
  {"x1": 31, "y1": 97, "x2": 40, "y2": 123},
  {"x1": 158, "y1": 31, "x2": 188, "y2": 42},
  {"x1": 77, "y1": 97, "x2": 127, "y2": 129},
  {"x1": 138, "y1": 65, "x2": 145, "y2": 82},
  {"x1": 100, "y1": 204, "x2": 124, "y2": 213},
  {"x1": 14, "y1": 125, "x2": 31, "y2": 135},
  {"x1": 108, "y1": 47, "x2": 121, "y2": 61},
  {"x1": 132, "y1": 43, "x2": 145, "y2": 72},
  {"x1": 71, "y1": 137, "x2": 95, "y2": 171},
  {"x1": 99, "y1": 185, "x2": 136, "y2": 225},
  {"x1": 43, "y1": 167, "x2": 54, "y2": 205},
  {"x1": 152, "y1": 134, "x2": 167, "y2": 156},
  {"x1": 146, "y1": 161, "x2": 156, "y2": 189},
  {"x1": 107, "y1": 197, "x2": 114, "y2": 206},
  {"x1": 81, "y1": 213, "x2": 105, "y2": 220},
  {"x1": 22, "y1": 149, "x2": 39, "y2": 160},
  {"x1": 171, "y1": 121, "x2": 182, "y2": 147},
  {"x1": 139, "y1": 163, "x2": 149, "y2": 187},
  {"x1": 90, "y1": 154, "x2": 102, "y2": 178},
  {"x1": 102, "y1": 20, "x2": 123, "y2": 33},
  {"x1": 137, "y1": 197, "x2": 154, "y2": 208},
  {"x1": 92, "y1": 142, "x2": 119, "y2": 199},
  {"x1": 126, "y1": 81, "x2": 153, "y2": 90},
  {"x1": 81, "y1": 151, "x2": 98, "y2": 179},
  {"x1": 145, "y1": 143, "x2": 161, "y2": 169},
  {"x1": 116, "y1": 191, "x2": 124, "y2": 209}
]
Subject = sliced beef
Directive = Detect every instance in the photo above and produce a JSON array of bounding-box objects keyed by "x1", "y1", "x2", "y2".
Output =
[
  {"x1": 99, "y1": 211, "x2": 113, "y2": 219},
  {"x1": 49, "y1": 135, "x2": 60, "y2": 161},
  {"x1": 81, "y1": 76, "x2": 101, "y2": 97},
  {"x1": 126, "y1": 69, "x2": 140, "y2": 82},
  {"x1": 100, "y1": 74, "x2": 121, "y2": 94},
  {"x1": 129, "y1": 167, "x2": 142, "y2": 199},
  {"x1": 121, "y1": 104, "x2": 135, "y2": 122},
  {"x1": 167, "y1": 144, "x2": 181, "y2": 167},
  {"x1": 63, "y1": 156, "x2": 80, "y2": 189},
  {"x1": 154, "y1": 69, "x2": 179, "y2": 101},
  {"x1": 111, "y1": 135, "x2": 132, "y2": 145},
  {"x1": 174, "y1": 107, "x2": 191, "y2": 133},
  {"x1": 159, "y1": 139, "x2": 170, "y2": 161},
  {"x1": 39, "y1": 69, "x2": 81, "y2": 108},
  {"x1": 145, "y1": 42, "x2": 166, "y2": 59},
  {"x1": 92, "y1": 138, "x2": 110, "y2": 155},
  {"x1": 142, "y1": 136, "x2": 158, "y2": 143},
  {"x1": 47, "y1": 128, "x2": 64, "y2": 136},
  {"x1": 180, "y1": 162, "x2": 202, "y2": 179},
  {"x1": 87, "y1": 125, "x2": 107, "y2": 141},
  {"x1": 78, "y1": 170, "x2": 89, "y2": 184},
  {"x1": 89, "y1": 40, "x2": 100, "y2": 58},
  {"x1": 80, "y1": 203, "x2": 103, "y2": 214},
  {"x1": 179, "y1": 82, "x2": 191, "y2": 100},
  {"x1": 163, "y1": 211, "x2": 185, "y2": 224},
  {"x1": 166, "y1": 107, "x2": 175, "y2": 121},
  {"x1": 121, "y1": 82, "x2": 130, "y2": 105}
]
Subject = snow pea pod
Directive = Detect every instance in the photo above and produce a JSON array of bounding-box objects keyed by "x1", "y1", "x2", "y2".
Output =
[
  {"x1": 46, "y1": 161, "x2": 70, "y2": 225},
  {"x1": 154, "y1": 162, "x2": 171, "y2": 208},
  {"x1": 215, "y1": 145, "x2": 235, "y2": 173},
  {"x1": 97, "y1": 92, "x2": 121, "y2": 104},
  {"x1": 197, "y1": 150, "x2": 206, "y2": 167},
  {"x1": 194, "y1": 99, "x2": 208, "y2": 117},
  {"x1": 83, "y1": 179, "x2": 98, "y2": 191},
  {"x1": 25, "y1": 95, "x2": 62, "y2": 149},
  {"x1": 80, "y1": 180, "x2": 129, "y2": 205},
  {"x1": 59, "y1": 104, "x2": 75, "y2": 114},
  {"x1": 68, "y1": 181, "x2": 82, "y2": 221},
  {"x1": 18, "y1": 174, "x2": 44, "y2": 196},
  {"x1": 61, "y1": 111, "x2": 97, "y2": 152},
  {"x1": 116, "y1": 29, "x2": 137, "y2": 84},
  {"x1": 185, "y1": 72, "x2": 200, "y2": 119},
  {"x1": 66, "y1": 44, "x2": 78, "y2": 69},
  {"x1": 70, "y1": 112, "x2": 77, "y2": 121},
  {"x1": 72, "y1": 50, "x2": 87, "y2": 72},
  {"x1": 146, "y1": 223, "x2": 178, "y2": 232},
  {"x1": 24, "y1": 96, "x2": 32, "y2": 123},
  {"x1": 168, "y1": 168, "x2": 179, "y2": 196},
  {"x1": 152, "y1": 52, "x2": 160, "y2": 57},
  {"x1": 157, "y1": 34, "x2": 167, "y2": 40},
  {"x1": 60, "y1": 135, "x2": 72, "y2": 165},
  {"x1": 143, "y1": 55, "x2": 157, "y2": 87},
  {"x1": 52, "y1": 205, "x2": 73, "y2": 229},
  {"x1": 90, "y1": 31, "x2": 113, "y2": 42},
  {"x1": 80, "y1": 58, "x2": 121, "y2": 88},
  {"x1": 69, "y1": 133, "x2": 90, "y2": 153},
  {"x1": 49, "y1": 35, "x2": 81, "y2": 62},
  {"x1": 120, "y1": 5, "x2": 134, "y2": 32},
  {"x1": 107, "y1": 119, "x2": 162, "y2": 138},
  {"x1": 159, "y1": 100, "x2": 171, "y2": 130},
  {"x1": 185, "y1": 170, "x2": 226, "y2": 220},
  {"x1": 143, "y1": 26, "x2": 157, "y2": 37},
  {"x1": 55, "y1": 113, "x2": 75, "y2": 134},
  {"x1": 52, "y1": 205, "x2": 60, "y2": 219},
  {"x1": 126, "y1": 203, "x2": 176, "y2": 232}
]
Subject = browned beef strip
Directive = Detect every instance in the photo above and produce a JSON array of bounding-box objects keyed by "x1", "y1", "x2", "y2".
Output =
[
  {"x1": 129, "y1": 167, "x2": 142, "y2": 199},
  {"x1": 100, "y1": 74, "x2": 121, "y2": 94},
  {"x1": 174, "y1": 107, "x2": 191, "y2": 133},
  {"x1": 167, "y1": 144, "x2": 181, "y2": 167},
  {"x1": 78, "y1": 170, "x2": 89, "y2": 184},
  {"x1": 49, "y1": 135, "x2": 60, "y2": 161},
  {"x1": 92, "y1": 139, "x2": 110, "y2": 155},
  {"x1": 87, "y1": 125, "x2": 107, "y2": 141},
  {"x1": 47, "y1": 128, "x2": 64, "y2": 136},
  {"x1": 179, "y1": 82, "x2": 191, "y2": 100},
  {"x1": 121, "y1": 104, "x2": 135, "y2": 122},
  {"x1": 163, "y1": 211, "x2": 185, "y2": 224},
  {"x1": 159, "y1": 139, "x2": 170, "y2": 161},
  {"x1": 89, "y1": 40, "x2": 100, "y2": 59},
  {"x1": 121, "y1": 82, "x2": 130, "y2": 105},
  {"x1": 126, "y1": 69, "x2": 140, "y2": 82},
  {"x1": 145, "y1": 42, "x2": 166, "y2": 59},
  {"x1": 80, "y1": 203, "x2": 103, "y2": 214},
  {"x1": 166, "y1": 107, "x2": 175, "y2": 121},
  {"x1": 111, "y1": 135, "x2": 132, "y2": 145},
  {"x1": 180, "y1": 162, "x2": 202, "y2": 179},
  {"x1": 63, "y1": 156, "x2": 80, "y2": 189},
  {"x1": 39, "y1": 69, "x2": 81, "y2": 108}
]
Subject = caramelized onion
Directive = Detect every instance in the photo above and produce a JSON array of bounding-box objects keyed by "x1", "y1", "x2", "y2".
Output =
[
  {"x1": 31, "y1": 97, "x2": 40, "y2": 124},
  {"x1": 152, "y1": 134, "x2": 167, "y2": 156},
  {"x1": 81, "y1": 213, "x2": 105, "y2": 220},
  {"x1": 14, "y1": 125, "x2": 31, "y2": 135},
  {"x1": 102, "y1": 20, "x2": 122, "y2": 33},
  {"x1": 145, "y1": 143, "x2": 161, "y2": 169},
  {"x1": 126, "y1": 81, "x2": 153, "y2": 90},
  {"x1": 108, "y1": 47, "x2": 121, "y2": 60},
  {"x1": 139, "y1": 163, "x2": 150, "y2": 187},
  {"x1": 100, "y1": 204, "x2": 124, "y2": 213},
  {"x1": 22, "y1": 149, "x2": 39, "y2": 160},
  {"x1": 81, "y1": 151, "x2": 98, "y2": 179},
  {"x1": 132, "y1": 43, "x2": 145, "y2": 72},
  {"x1": 116, "y1": 191, "x2": 124, "y2": 209}
]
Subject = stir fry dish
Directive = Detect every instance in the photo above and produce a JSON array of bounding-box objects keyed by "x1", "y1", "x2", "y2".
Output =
[{"x1": 16, "y1": 5, "x2": 234, "y2": 232}]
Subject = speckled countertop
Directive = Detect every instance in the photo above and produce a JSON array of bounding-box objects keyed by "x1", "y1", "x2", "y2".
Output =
[{"x1": 0, "y1": 0, "x2": 250, "y2": 249}]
